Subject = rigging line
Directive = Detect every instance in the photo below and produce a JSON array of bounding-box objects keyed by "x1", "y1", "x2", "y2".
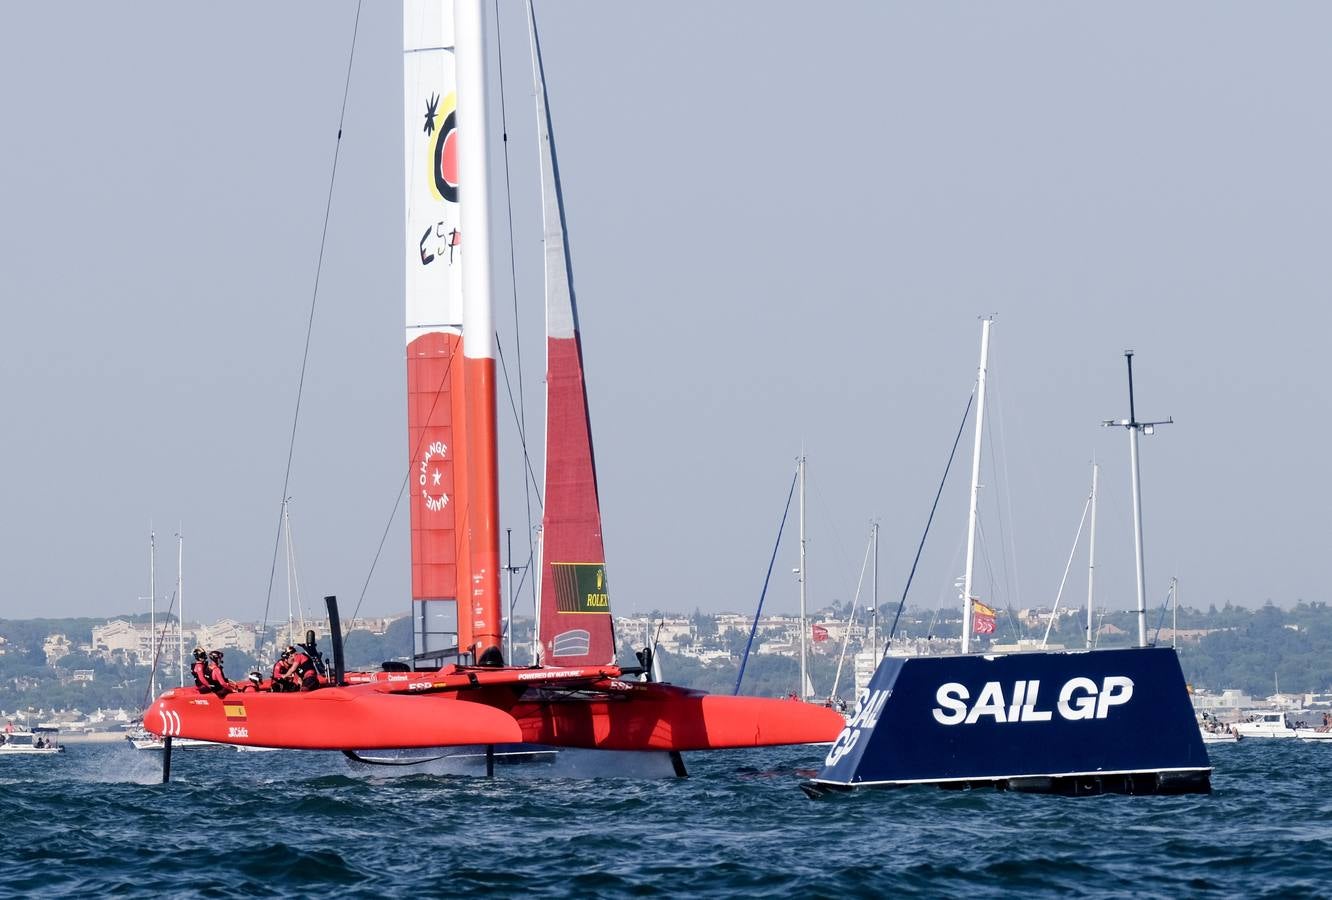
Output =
[
  {"x1": 1151, "y1": 582, "x2": 1175, "y2": 647},
  {"x1": 981, "y1": 379, "x2": 1017, "y2": 633},
  {"x1": 886, "y1": 390, "x2": 975, "y2": 655},
  {"x1": 284, "y1": 501, "x2": 308, "y2": 638},
  {"x1": 142, "y1": 588, "x2": 179, "y2": 709},
  {"x1": 974, "y1": 519, "x2": 1017, "y2": 641},
  {"x1": 493, "y1": 0, "x2": 536, "y2": 511},
  {"x1": 989, "y1": 373, "x2": 1024, "y2": 625},
  {"x1": 345, "y1": 339, "x2": 463, "y2": 638},
  {"x1": 829, "y1": 529, "x2": 873, "y2": 702},
  {"x1": 1042, "y1": 493, "x2": 1092, "y2": 648},
  {"x1": 493, "y1": 0, "x2": 541, "y2": 635},
  {"x1": 734, "y1": 464, "x2": 799, "y2": 695},
  {"x1": 495, "y1": 335, "x2": 545, "y2": 508},
  {"x1": 499, "y1": 538, "x2": 537, "y2": 643},
  {"x1": 935, "y1": 533, "x2": 967, "y2": 628},
  {"x1": 926, "y1": 605, "x2": 941, "y2": 640},
  {"x1": 259, "y1": 0, "x2": 363, "y2": 661},
  {"x1": 348, "y1": 471, "x2": 409, "y2": 632}
]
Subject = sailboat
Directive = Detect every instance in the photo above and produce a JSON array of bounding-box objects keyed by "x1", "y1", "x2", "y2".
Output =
[
  {"x1": 142, "y1": 0, "x2": 841, "y2": 773},
  {"x1": 805, "y1": 324, "x2": 1211, "y2": 796}
]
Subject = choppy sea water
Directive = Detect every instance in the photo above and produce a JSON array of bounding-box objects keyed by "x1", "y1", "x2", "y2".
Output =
[{"x1": 0, "y1": 739, "x2": 1325, "y2": 897}]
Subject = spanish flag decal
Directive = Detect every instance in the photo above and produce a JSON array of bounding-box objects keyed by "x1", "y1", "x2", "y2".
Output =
[{"x1": 223, "y1": 701, "x2": 247, "y2": 721}]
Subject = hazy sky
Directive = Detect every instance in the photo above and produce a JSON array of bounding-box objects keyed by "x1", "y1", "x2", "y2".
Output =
[{"x1": 2, "y1": 2, "x2": 1329, "y2": 631}]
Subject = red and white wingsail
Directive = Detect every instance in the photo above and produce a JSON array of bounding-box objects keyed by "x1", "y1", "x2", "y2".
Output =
[
  {"x1": 404, "y1": 0, "x2": 502, "y2": 665},
  {"x1": 143, "y1": 1, "x2": 848, "y2": 762},
  {"x1": 530, "y1": 6, "x2": 617, "y2": 668}
]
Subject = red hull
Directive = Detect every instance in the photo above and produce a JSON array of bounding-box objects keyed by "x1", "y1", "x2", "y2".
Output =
[
  {"x1": 505, "y1": 685, "x2": 845, "y2": 752},
  {"x1": 144, "y1": 668, "x2": 843, "y2": 753},
  {"x1": 144, "y1": 686, "x2": 523, "y2": 750}
]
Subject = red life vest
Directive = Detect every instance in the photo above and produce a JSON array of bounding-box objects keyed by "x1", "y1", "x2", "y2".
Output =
[
  {"x1": 207, "y1": 660, "x2": 232, "y2": 691},
  {"x1": 192, "y1": 660, "x2": 212, "y2": 692}
]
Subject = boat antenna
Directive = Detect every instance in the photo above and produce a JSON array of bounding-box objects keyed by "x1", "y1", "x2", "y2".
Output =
[{"x1": 1102, "y1": 351, "x2": 1171, "y2": 648}]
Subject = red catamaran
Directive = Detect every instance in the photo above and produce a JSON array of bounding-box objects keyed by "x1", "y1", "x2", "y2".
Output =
[{"x1": 144, "y1": 0, "x2": 842, "y2": 769}]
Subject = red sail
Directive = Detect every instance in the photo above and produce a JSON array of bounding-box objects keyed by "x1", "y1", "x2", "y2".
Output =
[
  {"x1": 533, "y1": 17, "x2": 616, "y2": 667},
  {"x1": 407, "y1": 332, "x2": 472, "y2": 656},
  {"x1": 539, "y1": 334, "x2": 615, "y2": 665}
]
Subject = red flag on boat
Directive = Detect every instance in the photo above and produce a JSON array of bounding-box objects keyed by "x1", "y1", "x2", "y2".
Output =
[
  {"x1": 972, "y1": 599, "x2": 996, "y2": 635},
  {"x1": 812, "y1": 624, "x2": 830, "y2": 642}
]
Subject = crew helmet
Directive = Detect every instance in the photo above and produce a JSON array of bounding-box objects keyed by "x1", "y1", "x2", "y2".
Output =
[{"x1": 193, "y1": 647, "x2": 206, "y2": 661}]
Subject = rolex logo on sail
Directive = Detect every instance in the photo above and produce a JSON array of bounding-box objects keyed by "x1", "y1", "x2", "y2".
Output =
[
  {"x1": 419, "y1": 440, "x2": 450, "y2": 512},
  {"x1": 551, "y1": 563, "x2": 610, "y2": 613}
]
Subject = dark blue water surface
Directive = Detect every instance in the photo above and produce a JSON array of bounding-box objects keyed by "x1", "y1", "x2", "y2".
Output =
[{"x1": 0, "y1": 739, "x2": 1324, "y2": 898}]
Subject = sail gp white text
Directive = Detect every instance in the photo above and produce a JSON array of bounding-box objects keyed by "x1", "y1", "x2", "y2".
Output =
[
  {"x1": 824, "y1": 688, "x2": 890, "y2": 767},
  {"x1": 931, "y1": 676, "x2": 1134, "y2": 725}
]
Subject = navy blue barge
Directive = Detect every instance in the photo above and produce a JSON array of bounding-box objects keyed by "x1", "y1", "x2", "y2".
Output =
[{"x1": 806, "y1": 646, "x2": 1210, "y2": 796}]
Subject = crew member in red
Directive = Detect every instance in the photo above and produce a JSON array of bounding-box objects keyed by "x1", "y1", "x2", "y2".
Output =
[
  {"x1": 190, "y1": 647, "x2": 212, "y2": 693},
  {"x1": 206, "y1": 650, "x2": 240, "y2": 695},
  {"x1": 285, "y1": 644, "x2": 319, "y2": 691},
  {"x1": 270, "y1": 648, "x2": 295, "y2": 692}
]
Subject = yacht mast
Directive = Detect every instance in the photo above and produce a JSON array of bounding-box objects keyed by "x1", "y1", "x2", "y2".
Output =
[
  {"x1": 1171, "y1": 576, "x2": 1178, "y2": 648},
  {"x1": 798, "y1": 454, "x2": 809, "y2": 699},
  {"x1": 176, "y1": 530, "x2": 184, "y2": 688},
  {"x1": 149, "y1": 530, "x2": 157, "y2": 696},
  {"x1": 960, "y1": 318, "x2": 992, "y2": 654},
  {"x1": 1102, "y1": 351, "x2": 1171, "y2": 648},
  {"x1": 1086, "y1": 462, "x2": 1098, "y2": 650},
  {"x1": 870, "y1": 521, "x2": 879, "y2": 661}
]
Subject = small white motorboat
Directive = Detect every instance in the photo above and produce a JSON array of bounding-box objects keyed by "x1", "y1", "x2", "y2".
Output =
[
  {"x1": 0, "y1": 728, "x2": 64, "y2": 755},
  {"x1": 1232, "y1": 711, "x2": 1298, "y2": 739}
]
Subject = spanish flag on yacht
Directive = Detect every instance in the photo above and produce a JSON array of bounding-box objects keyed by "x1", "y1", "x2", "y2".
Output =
[{"x1": 972, "y1": 599, "x2": 997, "y2": 635}]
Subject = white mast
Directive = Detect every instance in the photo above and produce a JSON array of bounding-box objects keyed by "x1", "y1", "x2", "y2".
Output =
[
  {"x1": 532, "y1": 526, "x2": 543, "y2": 665},
  {"x1": 455, "y1": 0, "x2": 495, "y2": 363},
  {"x1": 1171, "y1": 576, "x2": 1178, "y2": 648},
  {"x1": 149, "y1": 530, "x2": 157, "y2": 695},
  {"x1": 1086, "y1": 462, "x2": 1098, "y2": 650},
  {"x1": 1128, "y1": 403, "x2": 1147, "y2": 646},
  {"x1": 1102, "y1": 351, "x2": 1171, "y2": 649},
  {"x1": 176, "y1": 530, "x2": 184, "y2": 688},
  {"x1": 870, "y1": 521, "x2": 879, "y2": 661},
  {"x1": 798, "y1": 454, "x2": 809, "y2": 699},
  {"x1": 505, "y1": 529, "x2": 513, "y2": 664},
  {"x1": 961, "y1": 318, "x2": 992, "y2": 654}
]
